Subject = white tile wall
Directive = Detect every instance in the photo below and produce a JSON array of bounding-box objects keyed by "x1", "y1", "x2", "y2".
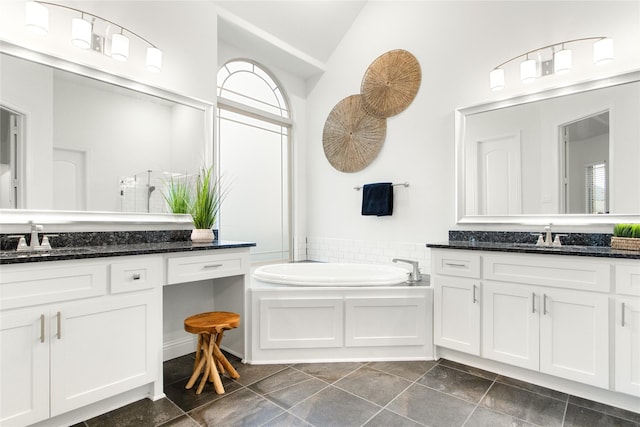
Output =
[{"x1": 305, "y1": 236, "x2": 431, "y2": 274}]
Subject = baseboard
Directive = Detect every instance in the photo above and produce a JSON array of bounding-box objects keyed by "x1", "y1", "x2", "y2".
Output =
[{"x1": 163, "y1": 335, "x2": 197, "y2": 361}]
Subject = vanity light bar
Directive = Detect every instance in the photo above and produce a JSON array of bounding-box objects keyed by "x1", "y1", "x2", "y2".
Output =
[
  {"x1": 490, "y1": 37, "x2": 613, "y2": 91},
  {"x1": 24, "y1": 1, "x2": 162, "y2": 72}
]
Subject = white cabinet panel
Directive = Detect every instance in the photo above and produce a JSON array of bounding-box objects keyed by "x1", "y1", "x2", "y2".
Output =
[
  {"x1": 167, "y1": 251, "x2": 248, "y2": 284},
  {"x1": 434, "y1": 276, "x2": 480, "y2": 355},
  {"x1": 0, "y1": 261, "x2": 107, "y2": 310},
  {"x1": 432, "y1": 251, "x2": 480, "y2": 278},
  {"x1": 50, "y1": 293, "x2": 157, "y2": 415},
  {"x1": 484, "y1": 254, "x2": 611, "y2": 292},
  {"x1": 345, "y1": 297, "x2": 426, "y2": 347},
  {"x1": 110, "y1": 256, "x2": 162, "y2": 293},
  {"x1": 259, "y1": 298, "x2": 343, "y2": 349},
  {"x1": 615, "y1": 297, "x2": 640, "y2": 397},
  {"x1": 540, "y1": 289, "x2": 609, "y2": 388},
  {"x1": 483, "y1": 281, "x2": 539, "y2": 370},
  {"x1": 0, "y1": 308, "x2": 49, "y2": 426},
  {"x1": 616, "y1": 264, "x2": 640, "y2": 296}
]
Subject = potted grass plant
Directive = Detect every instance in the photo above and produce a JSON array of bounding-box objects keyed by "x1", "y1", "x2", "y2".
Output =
[
  {"x1": 162, "y1": 174, "x2": 192, "y2": 215},
  {"x1": 611, "y1": 223, "x2": 640, "y2": 251},
  {"x1": 163, "y1": 167, "x2": 226, "y2": 243},
  {"x1": 190, "y1": 166, "x2": 225, "y2": 243}
]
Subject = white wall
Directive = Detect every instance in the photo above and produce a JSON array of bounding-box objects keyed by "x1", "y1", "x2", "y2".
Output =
[{"x1": 304, "y1": 0, "x2": 640, "y2": 260}]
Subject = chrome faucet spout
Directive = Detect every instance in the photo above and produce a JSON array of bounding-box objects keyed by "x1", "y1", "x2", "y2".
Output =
[
  {"x1": 392, "y1": 258, "x2": 422, "y2": 283},
  {"x1": 544, "y1": 224, "x2": 553, "y2": 247},
  {"x1": 29, "y1": 222, "x2": 43, "y2": 250}
]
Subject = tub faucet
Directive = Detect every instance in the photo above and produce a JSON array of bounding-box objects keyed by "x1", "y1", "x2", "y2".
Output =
[{"x1": 392, "y1": 258, "x2": 422, "y2": 283}]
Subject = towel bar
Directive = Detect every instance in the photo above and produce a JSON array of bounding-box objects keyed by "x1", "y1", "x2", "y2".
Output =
[{"x1": 354, "y1": 182, "x2": 409, "y2": 191}]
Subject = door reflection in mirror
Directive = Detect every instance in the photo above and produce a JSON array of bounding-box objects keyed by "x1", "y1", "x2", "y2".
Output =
[
  {"x1": 561, "y1": 111, "x2": 609, "y2": 214},
  {"x1": 0, "y1": 106, "x2": 23, "y2": 209}
]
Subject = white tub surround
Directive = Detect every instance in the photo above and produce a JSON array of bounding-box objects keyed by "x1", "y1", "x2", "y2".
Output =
[
  {"x1": 248, "y1": 263, "x2": 433, "y2": 364},
  {"x1": 0, "y1": 242, "x2": 252, "y2": 427},
  {"x1": 429, "y1": 245, "x2": 640, "y2": 414}
]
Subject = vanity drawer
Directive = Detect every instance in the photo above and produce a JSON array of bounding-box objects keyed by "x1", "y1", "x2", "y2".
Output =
[
  {"x1": 0, "y1": 260, "x2": 108, "y2": 310},
  {"x1": 432, "y1": 250, "x2": 480, "y2": 279},
  {"x1": 166, "y1": 251, "x2": 248, "y2": 285},
  {"x1": 110, "y1": 256, "x2": 163, "y2": 294},
  {"x1": 615, "y1": 263, "x2": 640, "y2": 296},
  {"x1": 483, "y1": 253, "x2": 611, "y2": 292}
]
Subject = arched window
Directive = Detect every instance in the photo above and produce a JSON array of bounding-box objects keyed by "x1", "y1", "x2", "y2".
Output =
[{"x1": 216, "y1": 60, "x2": 292, "y2": 262}]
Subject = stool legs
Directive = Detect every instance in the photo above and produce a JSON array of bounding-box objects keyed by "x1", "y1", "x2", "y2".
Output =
[{"x1": 185, "y1": 330, "x2": 239, "y2": 395}]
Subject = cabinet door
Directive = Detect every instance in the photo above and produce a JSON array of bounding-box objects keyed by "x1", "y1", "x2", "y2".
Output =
[
  {"x1": 0, "y1": 308, "x2": 49, "y2": 426},
  {"x1": 539, "y1": 289, "x2": 609, "y2": 388},
  {"x1": 615, "y1": 297, "x2": 640, "y2": 397},
  {"x1": 482, "y1": 281, "x2": 539, "y2": 370},
  {"x1": 50, "y1": 292, "x2": 157, "y2": 415},
  {"x1": 433, "y1": 276, "x2": 480, "y2": 355}
]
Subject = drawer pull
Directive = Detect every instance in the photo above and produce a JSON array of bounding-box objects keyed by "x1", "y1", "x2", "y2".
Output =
[
  {"x1": 56, "y1": 312, "x2": 61, "y2": 339},
  {"x1": 40, "y1": 314, "x2": 45, "y2": 343},
  {"x1": 532, "y1": 292, "x2": 536, "y2": 313},
  {"x1": 622, "y1": 302, "x2": 626, "y2": 327},
  {"x1": 203, "y1": 264, "x2": 223, "y2": 269},
  {"x1": 132, "y1": 273, "x2": 141, "y2": 280},
  {"x1": 543, "y1": 294, "x2": 548, "y2": 315},
  {"x1": 472, "y1": 284, "x2": 477, "y2": 304},
  {"x1": 445, "y1": 262, "x2": 467, "y2": 268}
]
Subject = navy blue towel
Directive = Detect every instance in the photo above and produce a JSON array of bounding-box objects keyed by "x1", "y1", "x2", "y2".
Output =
[{"x1": 361, "y1": 182, "x2": 393, "y2": 216}]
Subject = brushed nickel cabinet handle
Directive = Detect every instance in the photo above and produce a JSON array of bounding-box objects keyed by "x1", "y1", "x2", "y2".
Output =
[
  {"x1": 472, "y1": 284, "x2": 477, "y2": 304},
  {"x1": 532, "y1": 292, "x2": 536, "y2": 314},
  {"x1": 445, "y1": 262, "x2": 467, "y2": 268},
  {"x1": 40, "y1": 314, "x2": 45, "y2": 343},
  {"x1": 203, "y1": 264, "x2": 223, "y2": 269},
  {"x1": 132, "y1": 273, "x2": 141, "y2": 280},
  {"x1": 543, "y1": 294, "x2": 548, "y2": 315},
  {"x1": 622, "y1": 302, "x2": 626, "y2": 327},
  {"x1": 56, "y1": 312, "x2": 61, "y2": 339}
]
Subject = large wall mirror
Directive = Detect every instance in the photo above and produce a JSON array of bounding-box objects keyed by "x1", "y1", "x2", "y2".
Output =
[
  {"x1": 0, "y1": 42, "x2": 213, "y2": 224},
  {"x1": 456, "y1": 70, "x2": 640, "y2": 225}
]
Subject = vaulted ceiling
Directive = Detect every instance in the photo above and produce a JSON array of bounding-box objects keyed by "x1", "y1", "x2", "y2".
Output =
[{"x1": 216, "y1": 1, "x2": 367, "y2": 78}]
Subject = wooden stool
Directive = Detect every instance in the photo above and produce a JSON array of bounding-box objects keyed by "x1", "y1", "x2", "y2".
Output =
[{"x1": 183, "y1": 311, "x2": 240, "y2": 394}]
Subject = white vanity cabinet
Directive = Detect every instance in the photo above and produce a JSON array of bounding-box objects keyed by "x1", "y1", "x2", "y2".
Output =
[
  {"x1": 482, "y1": 253, "x2": 611, "y2": 388},
  {"x1": 0, "y1": 255, "x2": 161, "y2": 426},
  {"x1": 483, "y1": 280, "x2": 609, "y2": 387},
  {"x1": 614, "y1": 263, "x2": 640, "y2": 397},
  {"x1": 432, "y1": 251, "x2": 481, "y2": 355}
]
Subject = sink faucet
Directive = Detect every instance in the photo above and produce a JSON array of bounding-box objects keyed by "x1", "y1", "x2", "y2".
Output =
[
  {"x1": 544, "y1": 224, "x2": 553, "y2": 247},
  {"x1": 392, "y1": 258, "x2": 422, "y2": 283},
  {"x1": 29, "y1": 222, "x2": 43, "y2": 250}
]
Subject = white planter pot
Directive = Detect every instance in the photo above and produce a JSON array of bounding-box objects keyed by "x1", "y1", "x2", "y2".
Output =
[{"x1": 191, "y1": 228, "x2": 214, "y2": 243}]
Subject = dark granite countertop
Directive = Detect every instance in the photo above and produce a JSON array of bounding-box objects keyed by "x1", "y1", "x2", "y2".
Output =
[
  {"x1": 426, "y1": 241, "x2": 640, "y2": 260},
  {"x1": 0, "y1": 240, "x2": 256, "y2": 265}
]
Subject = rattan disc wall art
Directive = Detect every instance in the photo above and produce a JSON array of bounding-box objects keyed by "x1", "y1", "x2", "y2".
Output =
[
  {"x1": 322, "y1": 95, "x2": 387, "y2": 173},
  {"x1": 322, "y1": 49, "x2": 420, "y2": 173},
  {"x1": 360, "y1": 49, "x2": 422, "y2": 118}
]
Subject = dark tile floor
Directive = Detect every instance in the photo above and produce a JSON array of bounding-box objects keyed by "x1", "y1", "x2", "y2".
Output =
[{"x1": 76, "y1": 355, "x2": 640, "y2": 427}]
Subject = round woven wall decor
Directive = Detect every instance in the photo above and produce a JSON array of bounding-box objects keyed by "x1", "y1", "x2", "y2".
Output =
[
  {"x1": 322, "y1": 94, "x2": 387, "y2": 173},
  {"x1": 360, "y1": 49, "x2": 421, "y2": 118}
]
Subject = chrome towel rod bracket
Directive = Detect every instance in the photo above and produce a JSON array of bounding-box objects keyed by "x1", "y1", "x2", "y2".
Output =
[{"x1": 354, "y1": 182, "x2": 409, "y2": 191}]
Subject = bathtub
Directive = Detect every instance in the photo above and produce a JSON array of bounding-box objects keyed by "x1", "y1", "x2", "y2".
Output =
[
  {"x1": 252, "y1": 262, "x2": 410, "y2": 287},
  {"x1": 248, "y1": 263, "x2": 433, "y2": 364}
]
